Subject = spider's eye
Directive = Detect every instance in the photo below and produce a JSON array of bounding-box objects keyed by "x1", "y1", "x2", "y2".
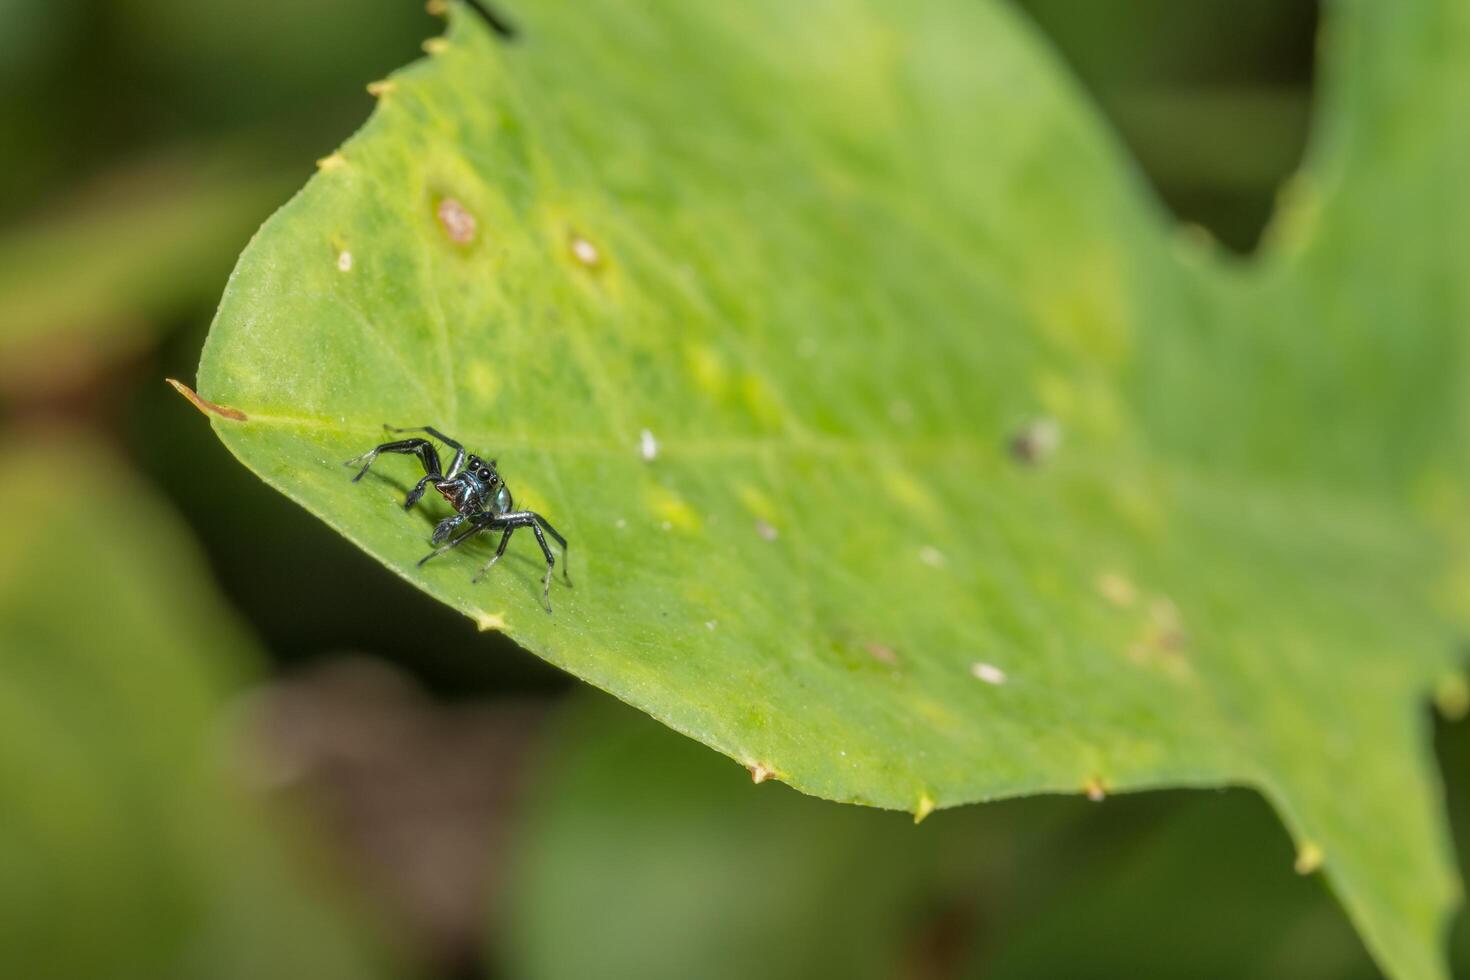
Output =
[{"x1": 480, "y1": 468, "x2": 494, "y2": 481}]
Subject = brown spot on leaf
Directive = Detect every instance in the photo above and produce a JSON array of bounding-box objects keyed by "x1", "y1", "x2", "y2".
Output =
[
  {"x1": 166, "y1": 378, "x2": 247, "y2": 421},
  {"x1": 747, "y1": 763, "x2": 775, "y2": 784},
  {"x1": 437, "y1": 198, "x2": 477, "y2": 245},
  {"x1": 1009, "y1": 417, "x2": 1060, "y2": 465},
  {"x1": 865, "y1": 642, "x2": 898, "y2": 665}
]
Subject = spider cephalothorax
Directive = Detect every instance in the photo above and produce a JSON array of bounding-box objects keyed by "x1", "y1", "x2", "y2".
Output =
[{"x1": 346, "y1": 425, "x2": 569, "y2": 612}]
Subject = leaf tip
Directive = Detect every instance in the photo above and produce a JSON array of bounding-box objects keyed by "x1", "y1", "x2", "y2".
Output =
[
  {"x1": 1294, "y1": 840, "x2": 1324, "y2": 875},
  {"x1": 166, "y1": 379, "x2": 247, "y2": 422},
  {"x1": 913, "y1": 793, "x2": 936, "y2": 824},
  {"x1": 1082, "y1": 777, "x2": 1107, "y2": 802}
]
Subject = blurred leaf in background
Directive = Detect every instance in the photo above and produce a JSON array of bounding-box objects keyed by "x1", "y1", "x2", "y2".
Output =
[{"x1": 0, "y1": 433, "x2": 402, "y2": 980}]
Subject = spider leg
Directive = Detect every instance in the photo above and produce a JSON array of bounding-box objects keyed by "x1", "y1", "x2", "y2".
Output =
[
  {"x1": 344, "y1": 438, "x2": 442, "y2": 486},
  {"x1": 430, "y1": 513, "x2": 469, "y2": 545},
  {"x1": 416, "y1": 517, "x2": 489, "y2": 567},
  {"x1": 383, "y1": 425, "x2": 466, "y2": 477},
  {"x1": 531, "y1": 514, "x2": 571, "y2": 585},
  {"x1": 471, "y1": 526, "x2": 516, "y2": 583},
  {"x1": 483, "y1": 512, "x2": 560, "y2": 612}
]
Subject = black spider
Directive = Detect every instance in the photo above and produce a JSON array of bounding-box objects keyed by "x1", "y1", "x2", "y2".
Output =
[{"x1": 346, "y1": 425, "x2": 569, "y2": 612}]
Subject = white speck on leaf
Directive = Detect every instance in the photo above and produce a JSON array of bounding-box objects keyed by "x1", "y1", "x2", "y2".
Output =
[
  {"x1": 615, "y1": 518, "x2": 627, "y2": 529},
  {"x1": 570, "y1": 234, "x2": 601, "y2": 267},
  {"x1": 639, "y1": 428, "x2": 658, "y2": 462},
  {"x1": 336, "y1": 250, "x2": 352, "y2": 272},
  {"x1": 918, "y1": 546, "x2": 945, "y2": 567},
  {"x1": 971, "y1": 662, "x2": 1006, "y2": 685}
]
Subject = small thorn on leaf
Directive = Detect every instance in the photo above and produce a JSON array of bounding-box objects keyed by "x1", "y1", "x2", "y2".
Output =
[
  {"x1": 1434, "y1": 671, "x2": 1469, "y2": 721},
  {"x1": 366, "y1": 79, "x2": 395, "y2": 97},
  {"x1": 166, "y1": 379, "x2": 247, "y2": 421},
  {"x1": 316, "y1": 152, "x2": 347, "y2": 172},
  {"x1": 422, "y1": 37, "x2": 451, "y2": 55},
  {"x1": 1294, "y1": 841, "x2": 1324, "y2": 875},
  {"x1": 913, "y1": 794, "x2": 936, "y2": 824},
  {"x1": 475, "y1": 611, "x2": 507, "y2": 632},
  {"x1": 747, "y1": 763, "x2": 775, "y2": 784},
  {"x1": 1083, "y1": 777, "x2": 1106, "y2": 802},
  {"x1": 425, "y1": 0, "x2": 448, "y2": 14}
]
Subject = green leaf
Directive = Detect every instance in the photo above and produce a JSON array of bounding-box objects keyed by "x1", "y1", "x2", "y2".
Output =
[
  {"x1": 0, "y1": 434, "x2": 399, "y2": 979},
  {"x1": 193, "y1": 2, "x2": 1470, "y2": 975}
]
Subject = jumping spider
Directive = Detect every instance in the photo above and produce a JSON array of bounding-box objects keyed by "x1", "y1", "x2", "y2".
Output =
[{"x1": 346, "y1": 425, "x2": 569, "y2": 612}]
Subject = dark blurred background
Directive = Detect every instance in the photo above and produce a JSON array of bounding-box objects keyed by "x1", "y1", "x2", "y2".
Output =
[{"x1": 1, "y1": 1, "x2": 1463, "y2": 977}]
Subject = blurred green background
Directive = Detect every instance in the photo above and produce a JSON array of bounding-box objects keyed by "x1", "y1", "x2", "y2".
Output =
[{"x1": 0, "y1": 1, "x2": 1463, "y2": 977}]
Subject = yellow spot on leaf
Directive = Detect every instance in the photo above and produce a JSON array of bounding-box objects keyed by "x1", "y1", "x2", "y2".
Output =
[{"x1": 645, "y1": 485, "x2": 700, "y2": 533}]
